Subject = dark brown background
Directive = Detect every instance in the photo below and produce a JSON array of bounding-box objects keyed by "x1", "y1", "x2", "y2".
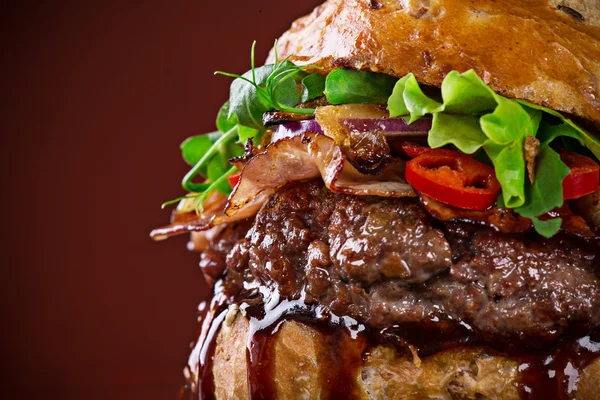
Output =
[{"x1": 2, "y1": 1, "x2": 322, "y2": 398}]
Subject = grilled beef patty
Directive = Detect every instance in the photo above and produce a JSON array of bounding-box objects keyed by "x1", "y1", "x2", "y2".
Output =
[{"x1": 204, "y1": 180, "x2": 600, "y2": 340}]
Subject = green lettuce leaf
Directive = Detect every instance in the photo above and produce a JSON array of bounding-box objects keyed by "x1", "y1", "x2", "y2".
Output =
[
  {"x1": 440, "y1": 70, "x2": 496, "y2": 114},
  {"x1": 514, "y1": 145, "x2": 569, "y2": 218},
  {"x1": 403, "y1": 74, "x2": 444, "y2": 122},
  {"x1": 531, "y1": 217, "x2": 562, "y2": 239},
  {"x1": 325, "y1": 69, "x2": 397, "y2": 105},
  {"x1": 519, "y1": 100, "x2": 600, "y2": 160},
  {"x1": 388, "y1": 73, "x2": 443, "y2": 121},
  {"x1": 177, "y1": 51, "x2": 600, "y2": 240},
  {"x1": 388, "y1": 75, "x2": 410, "y2": 116},
  {"x1": 537, "y1": 121, "x2": 582, "y2": 147},
  {"x1": 484, "y1": 140, "x2": 526, "y2": 208},
  {"x1": 480, "y1": 97, "x2": 540, "y2": 145},
  {"x1": 428, "y1": 114, "x2": 486, "y2": 154}
]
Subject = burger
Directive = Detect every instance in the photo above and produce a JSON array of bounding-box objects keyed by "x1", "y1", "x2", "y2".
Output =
[{"x1": 152, "y1": 1, "x2": 600, "y2": 398}]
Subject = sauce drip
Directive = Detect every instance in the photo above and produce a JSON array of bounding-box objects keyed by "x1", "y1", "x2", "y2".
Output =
[
  {"x1": 243, "y1": 288, "x2": 306, "y2": 399},
  {"x1": 180, "y1": 281, "x2": 229, "y2": 400},
  {"x1": 317, "y1": 320, "x2": 366, "y2": 399},
  {"x1": 184, "y1": 286, "x2": 600, "y2": 400},
  {"x1": 241, "y1": 290, "x2": 369, "y2": 400},
  {"x1": 518, "y1": 332, "x2": 600, "y2": 399}
]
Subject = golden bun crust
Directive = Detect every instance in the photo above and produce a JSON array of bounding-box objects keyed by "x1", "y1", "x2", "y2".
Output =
[
  {"x1": 270, "y1": 0, "x2": 600, "y2": 124},
  {"x1": 210, "y1": 306, "x2": 600, "y2": 400}
]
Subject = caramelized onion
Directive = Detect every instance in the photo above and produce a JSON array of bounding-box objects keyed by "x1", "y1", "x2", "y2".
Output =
[
  {"x1": 545, "y1": 204, "x2": 598, "y2": 239},
  {"x1": 422, "y1": 195, "x2": 598, "y2": 239},
  {"x1": 572, "y1": 187, "x2": 600, "y2": 230},
  {"x1": 421, "y1": 195, "x2": 532, "y2": 234},
  {"x1": 315, "y1": 104, "x2": 432, "y2": 174}
]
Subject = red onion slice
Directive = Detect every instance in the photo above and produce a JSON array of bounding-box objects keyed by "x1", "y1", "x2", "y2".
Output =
[
  {"x1": 271, "y1": 106, "x2": 432, "y2": 144},
  {"x1": 271, "y1": 120, "x2": 324, "y2": 142},
  {"x1": 340, "y1": 117, "x2": 432, "y2": 137},
  {"x1": 315, "y1": 104, "x2": 432, "y2": 143}
]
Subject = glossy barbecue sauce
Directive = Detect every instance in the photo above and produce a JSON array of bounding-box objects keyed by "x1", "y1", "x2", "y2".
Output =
[
  {"x1": 241, "y1": 289, "x2": 369, "y2": 399},
  {"x1": 517, "y1": 331, "x2": 600, "y2": 399},
  {"x1": 182, "y1": 285, "x2": 600, "y2": 400}
]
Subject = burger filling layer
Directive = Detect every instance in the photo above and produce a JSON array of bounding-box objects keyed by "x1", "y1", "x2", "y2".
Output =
[{"x1": 198, "y1": 180, "x2": 600, "y2": 341}]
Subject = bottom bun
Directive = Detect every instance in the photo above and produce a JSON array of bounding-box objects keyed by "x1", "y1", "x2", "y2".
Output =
[{"x1": 207, "y1": 306, "x2": 600, "y2": 400}]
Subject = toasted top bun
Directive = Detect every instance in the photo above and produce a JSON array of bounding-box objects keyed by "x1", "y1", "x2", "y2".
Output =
[
  {"x1": 271, "y1": 0, "x2": 600, "y2": 124},
  {"x1": 211, "y1": 306, "x2": 600, "y2": 400}
]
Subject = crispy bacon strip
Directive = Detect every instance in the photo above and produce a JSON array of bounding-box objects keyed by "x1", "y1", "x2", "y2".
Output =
[
  {"x1": 150, "y1": 192, "x2": 228, "y2": 241},
  {"x1": 224, "y1": 132, "x2": 415, "y2": 216},
  {"x1": 151, "y1": 133, "x2": 415, "y2": 240}
]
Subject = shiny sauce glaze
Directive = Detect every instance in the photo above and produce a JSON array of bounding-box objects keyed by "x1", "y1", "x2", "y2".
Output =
[
  {"x1": 517, "y1": 332, "x2": 600, "y2": 399},
  {"x1": 241, "y1": 290, "x2": 368, "y2": 399},
  {"x1": 181, "y1": 285, "x2": 600, "y2": 400},
  {"x1": 180, "y1": 283, "x2": 229, "y2": 400}
]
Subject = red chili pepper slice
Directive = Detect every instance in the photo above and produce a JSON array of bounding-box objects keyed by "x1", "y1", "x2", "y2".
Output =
[
  {"x1": 405, "y1": 149, "x2": 501, "y2": 210},
  {"x1": 561, "y1": 151, "x2": 599, "y2": 200},
  {"x1": 401, "y1": 141, "x2": 432, "y2": 158},
  {"x1": 227, "y1": 171, "x2": 242, "y2": 189}
]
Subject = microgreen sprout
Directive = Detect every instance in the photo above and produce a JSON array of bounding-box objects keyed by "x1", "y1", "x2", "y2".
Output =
[
  {"x1": 215, "y1": 41, "x2": 317, "y2": 115},
  {"x1": 182, "y1": 125, "x2": 238, "y2": 192},
  {"x1": 163, "y1": 41, "x2": 327, "y2": 212}
]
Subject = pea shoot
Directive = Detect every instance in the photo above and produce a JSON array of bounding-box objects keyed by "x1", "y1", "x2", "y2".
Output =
[{"x1": 164, "y1": 42, "x2": 326, "y2": 213}]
